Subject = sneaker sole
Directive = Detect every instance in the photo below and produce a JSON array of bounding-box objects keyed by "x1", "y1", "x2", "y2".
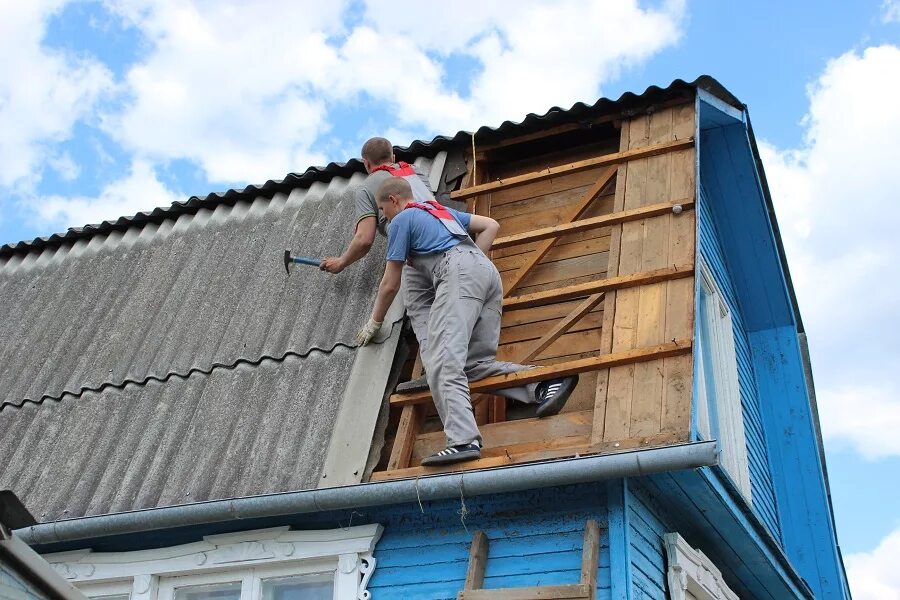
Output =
[
  {"x1": 535, "y1": 375, "x2": 579, "y2": 418},
  {"x1": 420, "y1": 448, "x2": 481, "y2": 467}
]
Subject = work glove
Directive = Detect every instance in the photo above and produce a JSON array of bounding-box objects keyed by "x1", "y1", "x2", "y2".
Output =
[{"x1": 356, "y1": 318, "x2": 382, "y2": 346}]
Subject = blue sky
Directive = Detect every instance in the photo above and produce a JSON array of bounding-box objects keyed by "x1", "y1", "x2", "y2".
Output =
[{"x1": 1, "y1": 1, "x2": 899, "y2": 595}]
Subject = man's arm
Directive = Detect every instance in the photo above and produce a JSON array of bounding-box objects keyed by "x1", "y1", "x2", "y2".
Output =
[
  {"x1": 320, "y1": 216, "x2": 376, "y2": 273},
  {"x1": 371, "y1": 260, "x2": 404, "y2": 322},
  {"x1": 467, "y1": 214, "x2": 501, "y2": 254}
]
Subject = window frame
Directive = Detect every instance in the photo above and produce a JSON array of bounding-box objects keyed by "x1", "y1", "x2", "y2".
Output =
[
  {"x1": 44, "y1": 524, "x2": 382, "y2": 600},
  {"x1": 696, "y1": 260, "x2": 752, "y2": 502},
  {"x1": 664, "y1": 532, "x2": 738, "y2": 600}
]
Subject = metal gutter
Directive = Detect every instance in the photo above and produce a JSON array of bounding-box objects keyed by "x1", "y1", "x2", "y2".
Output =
[{"x1": 15, "y1": 442, "x2": 717, "y2": 547}]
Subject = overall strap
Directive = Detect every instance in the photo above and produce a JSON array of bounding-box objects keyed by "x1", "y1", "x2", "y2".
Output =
[{"x1": 405, "y1": 200, "x2": 468, "y2": 237}]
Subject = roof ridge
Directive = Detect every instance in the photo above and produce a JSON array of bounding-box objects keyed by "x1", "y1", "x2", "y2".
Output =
[
  {"x1": 0, "y1": 76, "x2": 738, "y2": 259},
  {"x1": 0, "y1": 317, "x2": 405, "y2": 412}
]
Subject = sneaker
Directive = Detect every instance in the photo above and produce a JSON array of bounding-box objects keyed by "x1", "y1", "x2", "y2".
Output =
[
  {"x1": 396, "y1": 375, "x2": 429, "y2": 393},
  {"x1": 535, "y1": 374, "x2": 579, "y2": 418},
  {"x1": 420, "y1": 443, "x2": 481, "y2": 466}
]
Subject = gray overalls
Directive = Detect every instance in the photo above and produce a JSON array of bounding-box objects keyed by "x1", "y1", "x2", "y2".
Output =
[{"x1": 406, "y1": 236, "x2": 539, "y2": 447}]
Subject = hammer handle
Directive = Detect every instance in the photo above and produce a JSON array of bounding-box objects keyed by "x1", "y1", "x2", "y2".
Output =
[{"x1": 291, "y1": 255, "x2": 321, "y2": 267}]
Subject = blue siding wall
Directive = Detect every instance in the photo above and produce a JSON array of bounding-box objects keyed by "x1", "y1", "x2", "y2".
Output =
[
  {"x1": 1, "y1": 561, "x2": 48, "y2": 600},
  {"x1": 366, "y1": 484, "x2": 611, "y2": 599},
  {"x1": 627, "y1": 480, "x2": 674, "y2": 600},
  {"x1": 696, "y1": 183, "x2": 782, "y2": 544}
]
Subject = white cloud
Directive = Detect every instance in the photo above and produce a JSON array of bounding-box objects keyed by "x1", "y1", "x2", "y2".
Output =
[
  {"x1": 761, "y1": 45, "x2": 900, "y2": 458},
  {"x1": 846, "y1": 527, "x2": 900, "y2": 599},
  {"x1": 354, "y1": 0, "x2": 685, "y2": 132},
  {"x1": 0, "y1": 1, "x2": 115, "y2": 187},
  {"x1": 35, "y1": 159, "x2": 183, "y2": 227},
  {"x1": 882, "y1": 0, "x2": 900, "y2": 23},
  {"x1": 4, "y1": 0, "x2": 685, "y2": 231},
  {"x1": 99, "y1": 0, "x2": 684, "y2": 185}
]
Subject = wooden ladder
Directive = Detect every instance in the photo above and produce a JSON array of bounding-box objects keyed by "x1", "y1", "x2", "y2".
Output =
[{"x1": 457, "y1": 520, "x2": 601, "y2": 600}]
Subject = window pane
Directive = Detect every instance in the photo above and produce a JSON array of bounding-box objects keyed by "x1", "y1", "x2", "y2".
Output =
[
  {"x1": 173, "y1": 581, "x2": 242, "y2": 600},
  {"x1": 262, "y1": 576, "x2": 333, "y2": 600}
]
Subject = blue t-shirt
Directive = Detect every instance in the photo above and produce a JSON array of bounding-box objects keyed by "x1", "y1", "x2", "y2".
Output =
[{"x1": 386, "y1": 206, "x2": 472, "y2": 261}]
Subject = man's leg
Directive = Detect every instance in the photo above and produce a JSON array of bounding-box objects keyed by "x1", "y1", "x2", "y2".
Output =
[
  {"x1": 464, "y1": 253, "x2": 578, "y2": 415},
  {"x1": 421, "y1": 252, "x2": 486, "y2": 449}
]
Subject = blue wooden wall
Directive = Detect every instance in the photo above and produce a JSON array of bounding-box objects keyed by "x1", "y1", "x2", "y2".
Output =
[
  {"x1": 363, "y1": 483, "x2": 612, "y2": 600},
  {"x1": 696, "y1": 182, "x2": 782, "y2": 543},
  {"x1": 625, "y1": 480, "x2": 674, "y2": 600},
  {"x1": 697, "y1": 93, "x2": 850, "y2": 598}
]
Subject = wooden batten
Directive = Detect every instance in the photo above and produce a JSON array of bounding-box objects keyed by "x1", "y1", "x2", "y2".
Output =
[{"x1": 376, "y1": 103, "x2": 696, "y2": 478}]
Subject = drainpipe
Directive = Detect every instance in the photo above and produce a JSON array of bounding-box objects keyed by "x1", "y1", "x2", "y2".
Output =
[{"x1": 16, "y1": 441, "x2": 717, "y2": 546}]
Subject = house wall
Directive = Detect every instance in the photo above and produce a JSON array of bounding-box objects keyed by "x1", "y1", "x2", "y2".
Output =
[
  {"x1": 365, "y1": 483, "x2": 611, "y2": 599},
  {"x1": 696, "y1": 183, "x2": 782, "y2": 543},
  {"x1": 1, "y1": 560, "x2": 49, "y2": 600}
]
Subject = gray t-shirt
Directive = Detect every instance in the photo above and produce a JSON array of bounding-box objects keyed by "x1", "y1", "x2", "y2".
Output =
[{"x1": 354, "y1": 164, "x2": 434, "y2": 236}]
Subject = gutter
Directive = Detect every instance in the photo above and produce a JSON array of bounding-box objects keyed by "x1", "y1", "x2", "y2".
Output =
[{"x1": 16, "y1": 442, "x2": 717, "y2": 547}]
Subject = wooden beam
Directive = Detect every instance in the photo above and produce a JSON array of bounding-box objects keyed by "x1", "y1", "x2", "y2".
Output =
[
  {"x1": 462, "y1": 531, "x2": 489, "y2": 592},
  {"x1": 521, "y1": 293, "x2": 605, "y2": 362},
  {"x1": 386, "y1": 404, "x2": 422, "y2": 471},
  {"x1": 451, "y1": 138, "x2": 693, "y2": 201},
  {"x1": 503, "y1": 265, "x2": 693, "y2": 311},
  {"x1": 581, "y1": 520, "x2": 600, "y2": 599},
  {"x1": 491, "y1": 199, "x2": 695, "y2": 250},
  {"x1": 459, "y1": 585, "x2": 591, "y2": 600},
  {"x1": 503, "y1": 167, "x2": 617, "y2": 297},
  {"x1": 371, "y1": 431, "x2": 686, "y2": 481},
  {"x1": 471, "y1": 97, "x2": 692, "y2": 160},
  {"x1": 389, "y1": 339, "x2": 693, "y2": 407}
]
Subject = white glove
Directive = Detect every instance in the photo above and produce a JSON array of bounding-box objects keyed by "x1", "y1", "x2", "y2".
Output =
[{"x1": 356, "y1": 318, "x2": 382, "y2": 346}]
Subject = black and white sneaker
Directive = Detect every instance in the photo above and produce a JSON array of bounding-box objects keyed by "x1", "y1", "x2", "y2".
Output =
[
  {"x1": 535, "y1": 375, "x2": 579, "y2": 418},
  {"x1": 420, "y1": 443, "x2": 481, "y2": 466},
  {"x1": 396, "y1": 375, "x2": 429, "y2": 393}
]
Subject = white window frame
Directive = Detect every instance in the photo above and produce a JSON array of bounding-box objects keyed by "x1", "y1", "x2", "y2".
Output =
[
  {"x1": 696, "y1": 260, "x2": 752, "y2": 502},
  {"x1": 664, "y1": 533, "x2": 738, "y2": 600},
  {"x1": 43, "y1": 524, "x2": 382, "y2": 600}
]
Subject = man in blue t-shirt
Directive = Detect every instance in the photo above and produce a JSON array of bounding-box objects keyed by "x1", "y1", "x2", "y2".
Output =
[{"x1": 356, "y1": 177, "x2": 579, "y2": 467}]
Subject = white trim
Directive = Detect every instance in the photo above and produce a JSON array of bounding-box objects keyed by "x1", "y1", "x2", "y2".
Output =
[
  {"x1": 664, "y1": 533, "x2": 738, "y2": 600},
  {"x1": 43, "y1": 524, "x2": 382, "y2": 600},
  {"x1": 696, "y1": 260, "x2": 752, "y2": 502}
]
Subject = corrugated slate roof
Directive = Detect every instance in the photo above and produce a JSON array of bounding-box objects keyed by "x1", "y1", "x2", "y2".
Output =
[
  {"x1": 0, "y1": 76, "x2": 740, "y2": 259},
  {"x1": 0, "y1": 349, "x2": 354, "y2": 521},
  {"x1": 0, "y1": 77, "x2": 747, "y2": 522},
  {"x1": 0, "y1": 159, "x2": 440, "y2": 410},
  {"x1": 0, "y1": 155, "x2": 444, "y2": 521}
]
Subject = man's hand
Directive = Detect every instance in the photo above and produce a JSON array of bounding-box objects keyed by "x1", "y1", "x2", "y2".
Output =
[
  {"x1": 356, "y1": 318, "x2": 382, "y2": 346},
  {"x1": 319, "y1": 256, "x2": 346, "y2": 273}
]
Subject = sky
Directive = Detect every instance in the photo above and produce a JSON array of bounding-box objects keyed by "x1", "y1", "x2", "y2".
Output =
[{"x1": 0, "y1": 0, "x2": 898, "y2": 596}]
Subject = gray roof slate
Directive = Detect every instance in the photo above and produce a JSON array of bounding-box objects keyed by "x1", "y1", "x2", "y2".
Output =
[{"x1": 0, "y1": 349, "x2": 355, "y2": 521}]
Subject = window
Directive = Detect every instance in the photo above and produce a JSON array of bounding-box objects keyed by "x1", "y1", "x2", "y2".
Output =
[
  {"x1": 664, "y1": 533, "x2": 738, "y2": 600},
  {"x1": 45, "y1": 525, "x2": 382, "y2": 600},
  {"x1": 696, "y1": 261, "x2": 752, "y2": 501}
]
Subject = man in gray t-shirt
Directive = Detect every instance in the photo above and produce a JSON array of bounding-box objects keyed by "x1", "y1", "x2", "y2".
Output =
[{"x1": 320, "y1": 137, "x2": 432, "y2": 274}]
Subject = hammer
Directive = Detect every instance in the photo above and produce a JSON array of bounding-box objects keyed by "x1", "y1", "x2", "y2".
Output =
[{"x1": 283, "y1": 249, "x2": 322, "y2": 274}]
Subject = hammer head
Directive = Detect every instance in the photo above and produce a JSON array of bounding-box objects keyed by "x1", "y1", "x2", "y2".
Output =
[{"x1": 283, "y1": 249, "x2": 291, "y2": 274}]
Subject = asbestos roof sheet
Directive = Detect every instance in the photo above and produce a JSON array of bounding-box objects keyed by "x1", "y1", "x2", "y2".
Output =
[
  {"x1": 0, "y1": 349, "x2": 355, "y2": 521},
  {"x1": 0, "y1": 155, "x2": 444, "y2": 521}
]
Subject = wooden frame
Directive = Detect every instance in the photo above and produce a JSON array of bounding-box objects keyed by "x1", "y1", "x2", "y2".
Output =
[
  {"x1": 378, "y1": 104, "x2": 697, "y2": 478},
  {"x1": 457, "y1": 520, "x2": 600, "y2": 600}
]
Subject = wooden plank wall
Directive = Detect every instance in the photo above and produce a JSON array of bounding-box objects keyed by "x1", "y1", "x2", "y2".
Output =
[
  {"x1": 593, "y1": 104, "x2": 696, "y2": 446},
  {"x1": 488, "y1": 151, "x2": 616, "y2": 414}
]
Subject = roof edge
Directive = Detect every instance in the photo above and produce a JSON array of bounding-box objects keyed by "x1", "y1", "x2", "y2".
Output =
[
  {"x1": 2, "y1": 76, "x2": 739, "y2": 259},
  {"x1": 16, "y1": 442, "x2": 718, "y2": 548}
]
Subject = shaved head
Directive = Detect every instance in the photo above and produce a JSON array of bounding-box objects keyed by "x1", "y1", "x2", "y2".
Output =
[
  {"x1": 361, "y1": 137, "x2": 393, "y2": 166},
  {"x1": 377, "y1": 177, "x2": 413, "y2": 204}
]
